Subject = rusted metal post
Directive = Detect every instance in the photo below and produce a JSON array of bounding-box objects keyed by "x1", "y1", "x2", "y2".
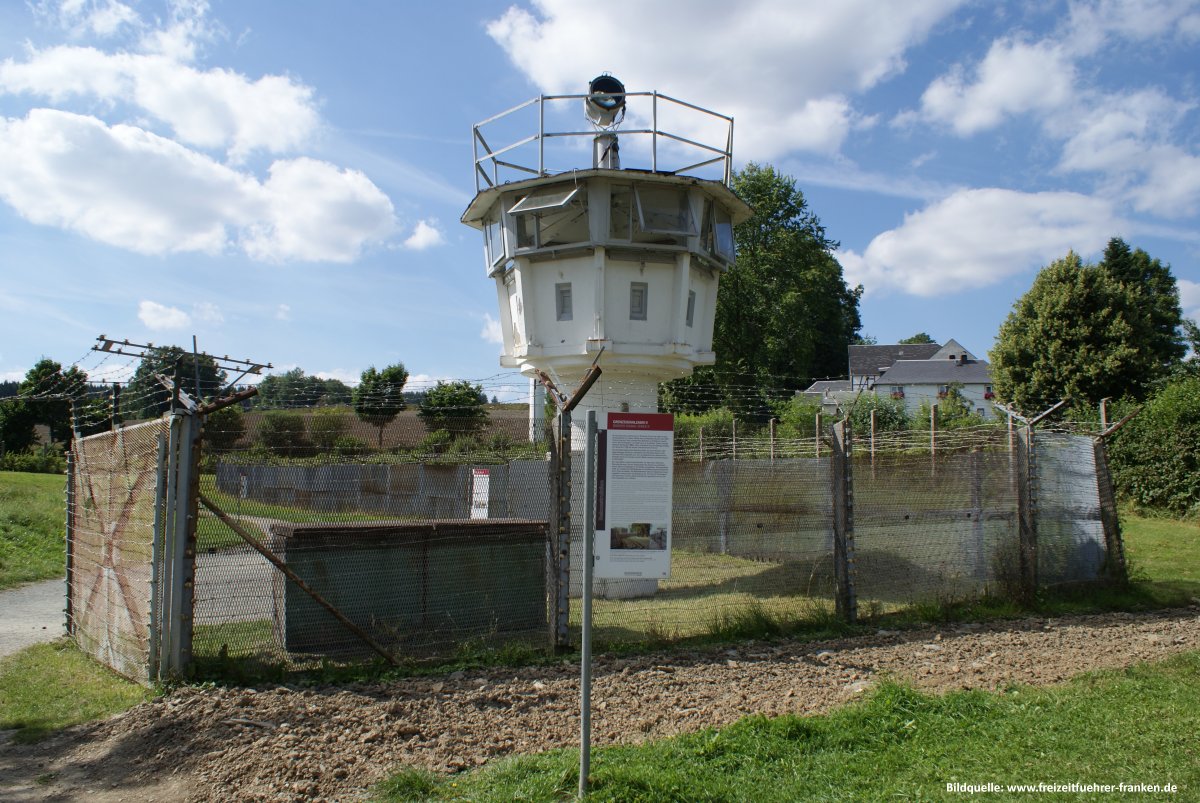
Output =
[
  {"x1": 1092, "y1": 438, "x2": 1127, "y2": 581},
  {"x1": 1015, "y1": 425, "x2": 1037, "y2": 603}
]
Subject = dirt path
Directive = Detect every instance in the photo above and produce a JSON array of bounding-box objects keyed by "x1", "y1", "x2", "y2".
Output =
[
  {"x1": 0, "y1": 578, "x2": 64, "y2": 659},
  {"x1": 2, "y1": 606, "x2": 1197, "y2": 802}
]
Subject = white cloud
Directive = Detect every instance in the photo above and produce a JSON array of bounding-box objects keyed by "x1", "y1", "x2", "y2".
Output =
[
  {"x1": 913, "y1": 37, "x2": 1075, "y2": 136},
  {"x1": 242, "y1": 157, "x2": 395, "y2": 263},
  {"x1": 0, "y1": 45, "x2": 319, "y2": 162},
  {"x1": 403, "y1": 219, "x2": 445, "y2": 250},
  {"x1": 138, "y1": 299, "x2": 190, "y2": 330},
  {"x1": 1178, "y1": 278, "x2": 1200, "y2": 322},
  {"x1": 487, "y1": 0, "x2": 965, "y2": 159},
  {"x1": 314, "y1": 368, "x2": 361, "y2": 384},
  {"x1": 192, "y1": 301, "x2": 223, "y2": 324},
  {"x1": 0, "y1": 110, "x2": 395, "y2": 262},
  {"x1": 1066, "y1": 0, "x2": 1200, "y2": 52},
  {"x1": 838, "y1": 188, "x2": 1120, "y2": 296},
  {"x1": 275, "y1": 303, "x2": 291, "y2": 320},
  {"x1": 481, "y1": 313, "x2": 504, "y2": 345}
]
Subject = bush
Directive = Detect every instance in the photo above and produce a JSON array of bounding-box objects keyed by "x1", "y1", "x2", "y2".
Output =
[
  {"x1": 0, "y1": 446, "x2": 66, "y2": 474},
  {"x1": 1108, "y1": 377, "x2": 1200, "y2": 515},
  {"x1": 257, "y1": 411, "x2": 313, "y2": 458},
  {"x1": 771, "y1": 397, "x2": 825, "y2": 439},
  {"x1": 204, "y1": 405, "x2": 245, "y2": 453},
  {"x1": 308, "y1": 406, "x2": 349, "y2": 451},
  {"x1": 845, "y1": 393, "x2": 909, "y2": 434},
  {"x1": 416, "y1": 429, "x2": 452, "y2": 455},
  {"x1": 332, "y1": 436, "x2": 368, "y2": 458}
]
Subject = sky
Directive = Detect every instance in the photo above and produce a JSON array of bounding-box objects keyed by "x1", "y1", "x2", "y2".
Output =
[{"x1": 2, "y1": 0, "x2": 1199, "y2": 398}]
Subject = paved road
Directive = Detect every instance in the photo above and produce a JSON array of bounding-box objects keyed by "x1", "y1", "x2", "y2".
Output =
[{"x1": 0, "y1": 578, "x2": 64, "y2": 658}]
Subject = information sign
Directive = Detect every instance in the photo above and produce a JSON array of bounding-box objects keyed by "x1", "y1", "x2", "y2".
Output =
[{"x1": 594, "y1": 412, "x2": 673, "y2": 579}]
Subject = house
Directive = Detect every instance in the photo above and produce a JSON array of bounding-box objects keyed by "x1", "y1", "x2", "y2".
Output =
[
  {"x1": 847, "y1": 342, "x2": 941, "y2": 390},
  {"x1": 802, "y1": 338, "x2": 998, "y2": 420},
  {"x1": 876, "y1": 339, "x2": 997, "y2": 420}
]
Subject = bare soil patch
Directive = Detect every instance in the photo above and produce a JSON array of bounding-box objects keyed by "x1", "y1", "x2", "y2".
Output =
[{"x1": 2, "y1": 607, "x2": 1197, "y2": 802}]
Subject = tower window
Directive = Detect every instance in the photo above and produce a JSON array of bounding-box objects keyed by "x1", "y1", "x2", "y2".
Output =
[
  {"x1": 556, "y1": 283, "x2": 572, "y2": 321},
  {"x1": 686, "y1": 290, "x2": 696, "y2": 327},
  {"x1": 630, "y1": 282, "x2": 648, "y2": 321}
]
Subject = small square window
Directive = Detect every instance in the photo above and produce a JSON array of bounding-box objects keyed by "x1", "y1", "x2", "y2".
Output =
[
  {"x1": 686, "y1": 290, "x2": 696, "y2": 327},
  {"x1": 556, "y1": 283, "x2": 572, "y2": 321},
  {"x1": 630, "y1": 282, "x2": 648, "y2": 321}
]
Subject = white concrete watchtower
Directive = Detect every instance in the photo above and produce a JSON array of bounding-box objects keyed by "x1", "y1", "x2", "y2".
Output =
[{"x1": 462, "y1": 76, "x2": 751, "y2": 446}]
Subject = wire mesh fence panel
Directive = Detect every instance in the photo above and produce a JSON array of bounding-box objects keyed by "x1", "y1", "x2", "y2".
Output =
[
  {"x1": 68, "y1": 418, "x2": 167, "y2": 683},
  {"x1": 564, "y1": 441, "x2": 837, "y2": 648},
  {"x1": 193, "y1": 412, "x2": 554, "y2": 667},
  {"x1": 1035, "y1": 433, "x2": 1107, "y2": 586},
  {"x1": 853, "y1": 427, "x2": 1020, "y2": 609}
]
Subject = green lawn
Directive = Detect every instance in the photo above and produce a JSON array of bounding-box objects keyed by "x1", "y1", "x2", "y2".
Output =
[
  {"x1": 0, "y1": 639, "x2": 150, "y2": 743},
  {"x1": 0, "y1": 471, "x2": 66, "y2": 589},
  {"x1": 375, "y1": 651, "x2": 1200, "y2": 801},
  {"x1": 1122, "y1": 513, "x2": 1200, "y2": 603}
]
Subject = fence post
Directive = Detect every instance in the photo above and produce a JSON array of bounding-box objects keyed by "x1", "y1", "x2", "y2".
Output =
[
  {"x1": 64, "y1": 447, "x2": 75, "y2": 637},
  {"x1": 548, "y1": 410, "x2": 572, "y2": 651},
  {"x1": 830, "y1": 420, "x2": 857, "y2": 623},
  {"x1": 815, "y1": 412, "x2": 822, "y2": 457},
  {"x1": 769, "y1": 417, "x2": 776, "y2": 462},
  {"x1": 159, "y1": 412, "x2": 200, "y2": 678},
  {"x1": 1015, "y1": 425, "x2": 1038, "y2": 602},
  {"x1": 969, "y1": 449, "x2": 986, "y2": 582},
  {"x1": 1092, "y1": 438, "x2": 1127, "y2": 581}
]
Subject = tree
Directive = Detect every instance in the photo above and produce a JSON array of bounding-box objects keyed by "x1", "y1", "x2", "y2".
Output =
[
  {"x1": 256, "y1": 368, "x2": 353, "y2": 408},
  {"x1": 1108, "y1": 376, "x2": 1200, "y2": 514},
  {"x1": 418, "y1": 381, "x2": 490, "y2": 437},
  {"x1": 899, "y1": 332, "x2": 936, "y2": 344},
  {"x1": 18, "y1": 359, "x2": 90, "y2": 444},
  {"x1": 125, "y1": 346, "x2": 227, "y2": 420},
  {"x1": 353, "y1": 364, "x2": 409, "y2": 449},
  {"x1": 990, "y1": 248, "x2": 1185, "y2": 413},
  {"x1": 0, "y1": 399, "x2": 37, "y2": 454},
  {"x1": 1101, "y1": 238, "x2": 1185, "y2": 372},
  {"x1": 662, "y1": 163, "x2": 862, "y2": 418}
]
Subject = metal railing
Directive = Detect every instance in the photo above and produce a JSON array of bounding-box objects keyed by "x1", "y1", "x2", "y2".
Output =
[{"x1": 472, "y1": 90, "x2": 735, "y2": 192}]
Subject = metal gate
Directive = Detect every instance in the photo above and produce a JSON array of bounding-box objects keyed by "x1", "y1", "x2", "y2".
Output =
[{"x1": 67, "y1": 412, "x2": 199, "y2": 683}]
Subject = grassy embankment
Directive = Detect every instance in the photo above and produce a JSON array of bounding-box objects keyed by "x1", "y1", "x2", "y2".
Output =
[{"x1": 0, "y1": 471, "x2": 65, "y2": 590}]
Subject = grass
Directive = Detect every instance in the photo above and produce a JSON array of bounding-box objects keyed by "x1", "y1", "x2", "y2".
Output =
[
  {"x1": 0, "y1": 471, "x2": 66, "y2": 589},
  {"x1": 373, "y1": 651, "x2": 1200, "y2": 801},
  {"x1": 0, "y1": 639, "x2": 150, "y2": 743}
]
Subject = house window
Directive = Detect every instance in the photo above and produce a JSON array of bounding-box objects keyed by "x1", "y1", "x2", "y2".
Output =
[
  {"x1": 511, "y1": 185, "x2": 588, "y2": 250},
  {"x1": 556, "y1": 283, "x2": 572, "y2": 321},
  {"x1": 630, "y1": 282, "x2": 648, "y2": 321},
  {"x1": 686, "y1": 290, "x2": 696, "y2": 327},
  {"x1": 890, "y1": 385, "x2": 904, "y2": 399}
]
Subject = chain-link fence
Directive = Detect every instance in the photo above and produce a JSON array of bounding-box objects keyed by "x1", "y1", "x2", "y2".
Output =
[
  {"x1": 63, "y1": 398, "x2": 1125, "y2": 681},
  {"x1": 67, "y1": 418, "x2": 168, "y2": 683}
]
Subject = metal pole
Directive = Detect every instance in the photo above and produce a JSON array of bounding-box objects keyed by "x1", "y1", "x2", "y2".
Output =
[
  {"x1": 769, "y1": 417, "x2": 776, "y2": 461},
  {"x1": 148, "y1": 431, "x2": 167, "y2": 680},
  {"x1": 579, "y1": 411, "x2": 597, "y2": 799},
  {"x1": 64, "y1": 447, "x2": 75, "y2": 638},
  {"x1": 538, "y1": 95, "x2": 545, "y2": 177},
  {"x1": 651, "y1": 91, "x2": 658, "y2": 173}
]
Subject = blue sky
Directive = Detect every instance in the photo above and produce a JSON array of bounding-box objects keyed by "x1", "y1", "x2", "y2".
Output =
[{"x1": 2, "y1": 0, "x2": 1198, "y2": 398}]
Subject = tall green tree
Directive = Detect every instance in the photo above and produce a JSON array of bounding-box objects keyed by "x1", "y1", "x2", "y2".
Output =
[
  {"x1": 418, "y1": 381, "x2": 490, "y2": 437},
  {"x1": 125, "y1": 346, "x2": 227, "y2": 420},
  {"x1": 19, "y1": 359, "x2": 90, "y2": 443},
  {"x1": 354, "y1": 364, "x2": 409, "y2": 449},
  {"x1": 1100, "y1": 238, "x2": 1186, "y2": 372},
  {"x1": 990, "y1": 247, "x2": 1185, "y2": 413},
  {"x1": 662, "y1": 163, "x2": 862, "y2": 418}
]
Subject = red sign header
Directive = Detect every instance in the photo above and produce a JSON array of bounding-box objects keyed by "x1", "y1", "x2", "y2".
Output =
[{"x1": 606, "y1": 412, "x2": 674, "y2": 431}]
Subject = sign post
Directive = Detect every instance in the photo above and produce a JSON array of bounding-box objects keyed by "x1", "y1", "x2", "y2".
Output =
[
  {"x1": 470, "y1": 468, "x2": 490, "y2": 520},
  {"x1": 579, "y1": 410, "x2": 597, "y2": 799}
]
